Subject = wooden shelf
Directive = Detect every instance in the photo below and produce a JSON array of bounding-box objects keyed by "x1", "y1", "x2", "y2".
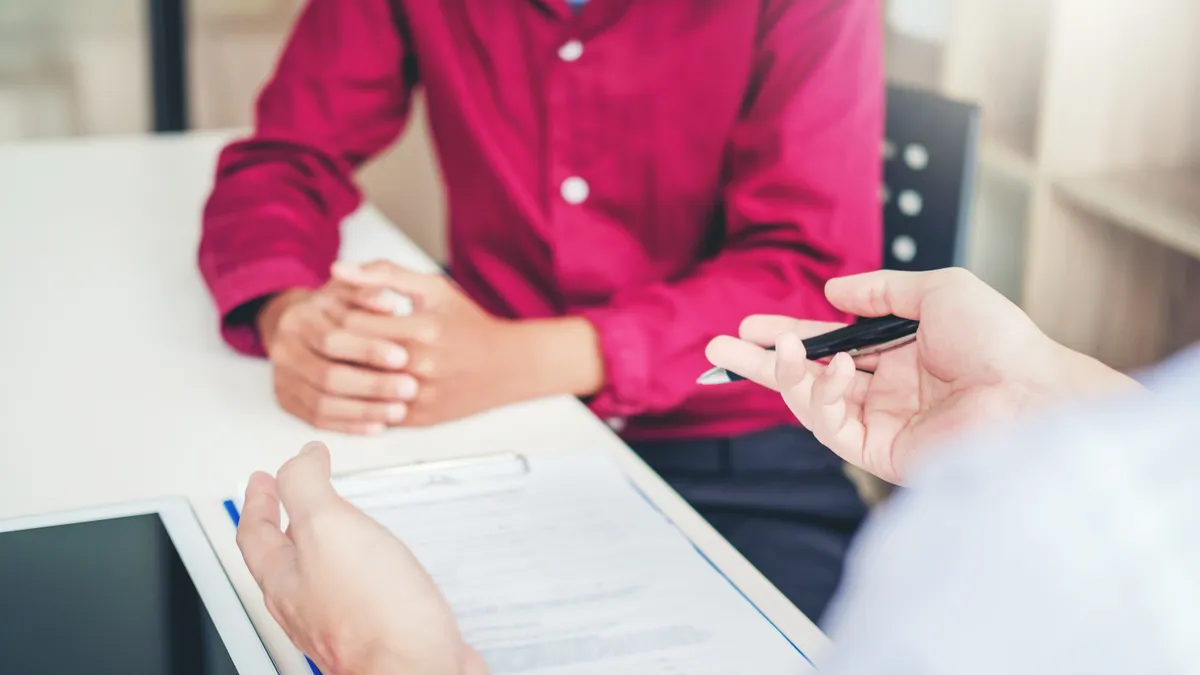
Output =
[
  {"x1": 978, "y1": 129, "x2": 1037, "y2": 184},
  {"x1": 884, "y1": 28, "x2": 944, "y2": 91},
  {"x1": 1055, "y1": 169, "x2": 1200, "y2": 260}
]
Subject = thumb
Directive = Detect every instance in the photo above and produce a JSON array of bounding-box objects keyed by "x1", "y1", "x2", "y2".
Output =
[
  {"x1": 824, "y1": 268, "x2": 956, "y2": 320},
  {"x1": 275, "y1": 441, "x2": 340, "y2": 522}
]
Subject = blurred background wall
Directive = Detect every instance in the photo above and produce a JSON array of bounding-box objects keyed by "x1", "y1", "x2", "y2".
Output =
[
  {"x1": 1, "y1": 0, "x2": 1196, "y2": 370},
  {"x1": 0, "y1": 0, "x2": 446, "y2": 260}
]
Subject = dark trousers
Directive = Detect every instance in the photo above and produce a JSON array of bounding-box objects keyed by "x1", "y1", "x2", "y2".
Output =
[{"x1": 630, "y1": 425, "x2": 868, "y2": 624}]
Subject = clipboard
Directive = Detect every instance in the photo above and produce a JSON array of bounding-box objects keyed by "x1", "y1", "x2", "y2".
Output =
[{"x1": 223, "y1": 451, "x2": 815, "y2": 675}]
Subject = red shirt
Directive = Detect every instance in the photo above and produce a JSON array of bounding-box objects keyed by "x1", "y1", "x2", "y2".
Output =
[{"x1": 199, "y1": 0, "x2": 883, "y2": 441}]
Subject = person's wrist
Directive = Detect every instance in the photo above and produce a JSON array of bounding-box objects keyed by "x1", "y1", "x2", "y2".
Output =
[
  {"x1": 1057, "y1": 343, "x2": 1143, "y2": 397},
  {"x1": 1023, "y1": 339, "x2": 1143, "y2": 412},
  {"x1": 495, "y1": 317, "x2": 605, "y2": 400},
  {"x1": 1002, "y1": 338, "x2": 1140, "y2": 421},
  {"x1": 256, "y1": 289, "x2": 313, "y2": 353}
]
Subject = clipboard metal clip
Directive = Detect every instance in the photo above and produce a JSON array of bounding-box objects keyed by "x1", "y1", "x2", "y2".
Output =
[{"x1": 333, "y1": 452, "x2": 531, "y2": 502}]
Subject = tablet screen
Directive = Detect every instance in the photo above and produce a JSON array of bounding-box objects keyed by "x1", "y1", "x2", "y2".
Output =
[{"x1": 0, "y1": 513, "x2": 241, "y2": 675}]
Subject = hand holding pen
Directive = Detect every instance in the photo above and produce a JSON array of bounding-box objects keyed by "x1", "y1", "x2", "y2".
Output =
[
  {"x1": 702, "y1": 268, "x2": 1088, "y2": 485},
  {"x1": 697, "y1": 315, "x2": 919, "y2": 385}
]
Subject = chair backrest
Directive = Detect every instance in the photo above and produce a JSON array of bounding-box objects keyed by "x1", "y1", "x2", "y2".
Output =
[{"x1": 882, "y1": 84, "x2": 981, "y2": 271}]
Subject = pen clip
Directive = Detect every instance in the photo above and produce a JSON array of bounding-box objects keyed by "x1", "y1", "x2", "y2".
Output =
[{"x1": 845, "y1": 333, "x2": 917, "y2": 358}]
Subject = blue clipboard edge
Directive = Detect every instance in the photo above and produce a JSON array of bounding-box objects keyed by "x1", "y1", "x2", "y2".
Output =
[
  {"x1": 623, "y1": 481, "x2": 815, "y2": 668},
  {"x1": 223, "y1": 476, "x2": 815, "y2": 673}
]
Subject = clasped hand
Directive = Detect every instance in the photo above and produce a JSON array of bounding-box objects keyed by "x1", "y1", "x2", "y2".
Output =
[{"x1": 258, "y1": 261, "x2": 526, "y2": 432}]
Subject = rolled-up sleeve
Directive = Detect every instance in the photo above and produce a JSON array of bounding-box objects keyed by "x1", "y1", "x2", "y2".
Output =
[{"x1": 198, "y1": 0, "x2": 417, "y2": 355}]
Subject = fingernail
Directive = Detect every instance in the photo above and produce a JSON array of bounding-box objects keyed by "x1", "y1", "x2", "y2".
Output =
[
  {"x1": 364, "y1": 424, "x2": 386, "y2": 435},
  {"x1": 384, "y1": 346, "x2": 409, "y2": 368},
  {"x1": 301, "y1": 441, "x2": 325, "y2": 455},
  {"x1": 387, "y1": 404, "x2": 407, "y2": 423},
  {"x1": 396, "y1": 376, "x2": 419, "y2": 400}
]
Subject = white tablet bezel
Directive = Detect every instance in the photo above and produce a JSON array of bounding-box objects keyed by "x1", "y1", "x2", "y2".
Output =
[{"x1": 0, "y1": 497, "x2": 278, "y2": 675}]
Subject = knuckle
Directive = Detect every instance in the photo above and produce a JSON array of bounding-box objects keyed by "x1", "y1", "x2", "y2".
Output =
[
  {"x1": 319, "y1": 331, "x2": 340, "y2": 356},
  {"x1": 339, "y1": 310, "x2": 366, "y2": 334},
  {"x1": 359, "y1": 403, "x2": 384, "y2": 422},
  {"x1": 276, "y1": 311, "x2": 300, "y2": 334},
  {"x1": 269, "y1": 340, "x2": 291, "y2": 363},
  {"x1": 867, "y1": 281, "x2": 891, "y2": 315},
  {"x1": 413, "y1": 356, "x2": 437, "y2": 378},
  {"x1": 312, "y1": 395, "x2": 333, "y2": 418},
  {"x1": 373, "y1": 343, "x2": 396, "y2": 366},
  {"x1": 326, "y1": 305, "x2": 348, "y2": 328},
  {"x1": 416, "y1": 319, "x2": 441, "y2": 345},
  {"x1": 356, "y1": 287, "x2": 384, "y2": 308},
  {"x1": 374, "y1": 376, "x2": 397, "y2": 400},
  {"x1": 278, "y1": 398, "x2": 302, "y2": 422},
  {"x1": 318, "y1": 364, "x2": 338, "y2": 392},
  {"x1": 271, "y1": 372, "x2": 287, "y2": 396},
  {"x1": 275, "y1": 391, "x2": 296, "y2": 416},
  {"x1": 939, "y1": 266, "x2": 976, "y2": 286}
]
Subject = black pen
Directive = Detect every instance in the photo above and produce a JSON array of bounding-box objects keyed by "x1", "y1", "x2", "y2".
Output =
[{"x1": 697, "y1": 314, "x2": 920, "y2": 385}]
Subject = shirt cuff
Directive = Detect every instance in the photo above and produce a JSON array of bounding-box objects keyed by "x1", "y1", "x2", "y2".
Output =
[
  {"x1": 206, "y1": 257, "x2": 326, "y2": 357},
  {"x1": 575, "y1": 306, "x2": 653, "y2": 419}
]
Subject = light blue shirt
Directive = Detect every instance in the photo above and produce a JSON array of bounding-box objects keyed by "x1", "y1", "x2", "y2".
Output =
[{"x1": 822, "y1": 347, "x2": 1200, "y2": 674}]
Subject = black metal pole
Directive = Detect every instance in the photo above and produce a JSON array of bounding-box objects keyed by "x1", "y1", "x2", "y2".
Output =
[{"x1": 148, "y1": 0, "x2": 188, "y2": 132}]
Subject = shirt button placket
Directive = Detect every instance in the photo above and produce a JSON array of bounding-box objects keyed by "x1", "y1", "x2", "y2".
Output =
[
  {"x1": 550, "y1": 36, "x2": 586, "y2": 296},
  {"x1": 556, "y1": 38, "x2": 587, "y2": 209}
]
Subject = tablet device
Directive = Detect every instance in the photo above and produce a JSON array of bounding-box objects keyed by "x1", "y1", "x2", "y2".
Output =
[{"x1": 0, "y1": 497, "x2": 277, "y2": 675}]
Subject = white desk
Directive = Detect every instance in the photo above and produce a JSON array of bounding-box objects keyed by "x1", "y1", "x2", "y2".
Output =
[{"x1": 0, "y1": 131, "x2": 829, "y2": 672}]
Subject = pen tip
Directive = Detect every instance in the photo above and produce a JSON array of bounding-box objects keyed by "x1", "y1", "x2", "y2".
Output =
[{"x1": 696, "y1": 368, "x2": 732, "y2": 385}]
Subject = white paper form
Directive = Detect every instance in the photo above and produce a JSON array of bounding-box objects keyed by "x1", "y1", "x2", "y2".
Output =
[{"x1": 336, "y1": 451, "x2": 816, "y2": 675}]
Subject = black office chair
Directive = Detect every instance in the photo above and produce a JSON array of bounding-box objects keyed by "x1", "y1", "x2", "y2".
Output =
[{"x1": 882, "y1": 84, "x2": 981, "y2": 271}]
